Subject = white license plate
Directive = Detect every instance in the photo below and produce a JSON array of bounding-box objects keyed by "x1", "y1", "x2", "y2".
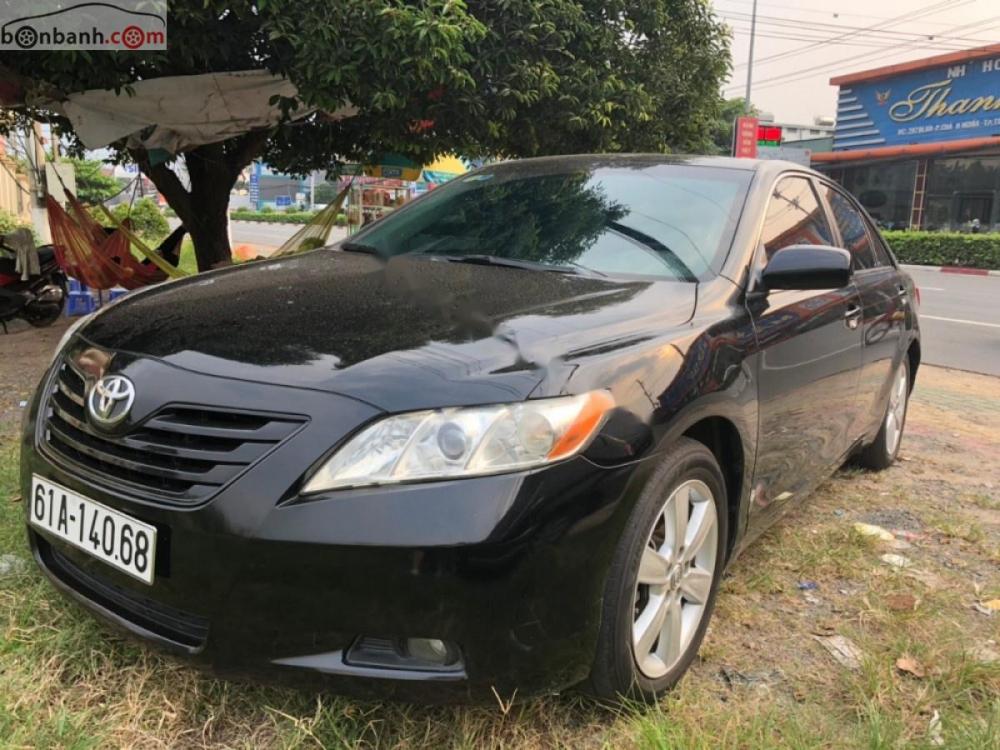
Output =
[{"x1": 30, "y1": 475, "x2": 157, "y2": 585}]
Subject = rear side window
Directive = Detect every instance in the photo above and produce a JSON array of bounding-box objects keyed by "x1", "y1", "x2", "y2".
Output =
[
  {"x1": 870, "y1": 229, "x2": 895, "y2": 267},
  {"x1": 760, "y1": 177, "x2": 834, "y2": 262},
  {"x1": 824, "y1": 186, "x2": 882, "y2": 270}
]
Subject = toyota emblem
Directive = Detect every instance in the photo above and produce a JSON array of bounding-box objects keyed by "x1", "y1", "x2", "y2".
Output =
[{"x1": 87, "y1": 375, "x2": 136, "y2": 428}]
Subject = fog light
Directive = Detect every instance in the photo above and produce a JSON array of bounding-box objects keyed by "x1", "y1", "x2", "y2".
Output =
[
  {"x1": 406, "y1": 637, "x2": 452, "y2": 664},
  {"x1": 346, "y1": 636, "x2": 463, "y2": 672}
]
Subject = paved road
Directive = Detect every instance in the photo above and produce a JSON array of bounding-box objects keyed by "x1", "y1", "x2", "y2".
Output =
[
  {"x1": 227, "y1": 220, "x2": 317, "y2": 248},
  {"x1": 904, "y1": 267, "x2": 1000, "y2": 377},
  {"x1": 169, "y1": 219, "x2": 345, "y2": 248}
]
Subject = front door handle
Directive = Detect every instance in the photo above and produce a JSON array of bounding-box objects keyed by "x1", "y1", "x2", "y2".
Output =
[{"x1": 845, "y1": 304, "x2": 862, "y2": 329}]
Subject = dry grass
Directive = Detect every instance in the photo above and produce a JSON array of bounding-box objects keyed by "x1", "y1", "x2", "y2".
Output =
[{"x1": 1, "y1": 365, "x2": 998, "y2": 748}]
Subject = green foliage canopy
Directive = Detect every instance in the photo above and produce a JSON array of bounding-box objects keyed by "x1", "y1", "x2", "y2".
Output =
[
  {"x1": 0, "y1": 0, "x2": 731, "y2": 269},
  {"x1": 66, "y1": 158, "x2": 122, "y2": 205}
]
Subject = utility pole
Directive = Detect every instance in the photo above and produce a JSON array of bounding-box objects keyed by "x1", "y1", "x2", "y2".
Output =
[{"x1": 744, "y1": 0, "x2": 758, "y2": 114}]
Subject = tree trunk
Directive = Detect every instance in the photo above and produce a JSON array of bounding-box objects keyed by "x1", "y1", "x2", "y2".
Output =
[
  {"x1": 186, "y1": 207, "x2": 232, "y2": 270},
  {"x1": 129, "y1": 130, "x2": 269, "y2": 272},
  {"x1": 185, "y1": 158, "x2": 236, "y2": 271}
]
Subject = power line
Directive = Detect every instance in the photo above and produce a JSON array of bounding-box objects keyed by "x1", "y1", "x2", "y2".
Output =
[
  {"x1": 713, "y1": 0, "x2": 982, "y2": 28},
  {"x1": 727, "y1": 15, "x2": 1000, "y2": 94},
  {"x1": 722, "y1": 8, "x2": 991, "y2": 44},
  {"x1": 746, "y1": 19, "x2": 1000, "y2": 92},
  {"x1": 725, "y1": 24, "x2": 984, "y2": 52},
  {"x1": 727, "y1": 0, "x2": 970, "y2": 71}
]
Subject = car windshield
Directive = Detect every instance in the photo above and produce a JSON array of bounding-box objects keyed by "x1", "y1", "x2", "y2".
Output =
[{"x1": 348, "y1": 162, "x2": 752, "y2": 281}]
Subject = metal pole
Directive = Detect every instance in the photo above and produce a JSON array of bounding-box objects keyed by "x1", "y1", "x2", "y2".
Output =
[{"x1": 744, "y1": 0, "x2": 758, "y2": 113}]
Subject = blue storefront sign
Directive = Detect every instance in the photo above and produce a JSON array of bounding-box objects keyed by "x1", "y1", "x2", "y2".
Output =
[{"x1": 834, "y1": 54, "x2": 1000, "y2": 151}]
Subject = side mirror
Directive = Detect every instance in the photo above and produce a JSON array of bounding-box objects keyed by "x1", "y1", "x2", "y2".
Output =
[{"x1": 759, "y1": 245, "x2": 851, "y2": 292}]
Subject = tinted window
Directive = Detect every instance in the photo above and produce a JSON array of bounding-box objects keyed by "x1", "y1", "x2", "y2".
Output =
[
  {"x1": 871, "y1": 231, "x2": 894, "y2": 267},
  {"x1": 351, "y1": 163, "x2": 752, "y2": 282},
  {"x1": 824, "y1": 186, "x2": 881, "y2": 269},
  {"x1": 760, "y1": 177, "x2": 834, "y2": 262}
]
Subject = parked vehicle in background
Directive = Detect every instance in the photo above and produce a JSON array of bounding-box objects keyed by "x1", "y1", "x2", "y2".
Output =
[
  {"x1": 21, "y1": 155, "x2": 920, "y2": 702},
  {"x1": 0, "y1": 236, "x2": 66, "y2": 332}
]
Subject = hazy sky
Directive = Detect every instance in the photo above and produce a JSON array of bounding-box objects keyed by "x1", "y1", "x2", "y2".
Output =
[{"x1": 715, "y1": 0, "x2": 998, "y2": 124}]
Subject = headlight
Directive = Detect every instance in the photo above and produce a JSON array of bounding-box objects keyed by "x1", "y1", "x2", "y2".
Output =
[{"x1": 301, "y1": 391, "x2": 615, "y2": 494}]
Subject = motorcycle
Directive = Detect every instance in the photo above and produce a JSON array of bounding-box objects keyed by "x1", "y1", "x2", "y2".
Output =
[{"x1": 0, "y1": 239, "x2": 67, "y2": 332}]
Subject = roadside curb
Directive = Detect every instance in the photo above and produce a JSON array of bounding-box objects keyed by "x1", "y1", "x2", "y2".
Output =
[{"x1": 901, "y1": 264, "x2": 1000, "y2": 277}]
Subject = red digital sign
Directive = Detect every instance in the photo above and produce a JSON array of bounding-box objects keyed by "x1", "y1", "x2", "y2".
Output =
[{"x1": 757, "y1": 125, "x2": 783, "y2": 146}]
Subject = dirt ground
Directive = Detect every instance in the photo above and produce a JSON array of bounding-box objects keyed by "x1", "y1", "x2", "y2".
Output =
[
  {"x1": 0, "y1": 316, "x2": 72, "y2": 435},
  {"x1": 0, "y1": 317, "x2": 998, "y2": 748}
]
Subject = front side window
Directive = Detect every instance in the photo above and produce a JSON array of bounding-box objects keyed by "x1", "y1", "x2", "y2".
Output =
[
  {"x1": 350, "y1": 162, "x2": 752, "y2": 282},
  {"x1": 759, "y1": 176, "x2": 834, "y2": 262},
  {"x1": 824, "y1": 186, "x2": 881, "y2": 270}
]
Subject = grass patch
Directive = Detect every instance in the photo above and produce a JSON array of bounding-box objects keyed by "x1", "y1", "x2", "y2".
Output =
[{"x1": 1, "y1": 364, "x2": 999, "y2": 748}]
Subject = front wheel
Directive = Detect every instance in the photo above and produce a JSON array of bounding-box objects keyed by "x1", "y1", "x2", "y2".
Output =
[
  {"x1": 857, "y1": 358, "x2": 910, "y2": 471},
  {"x1": 587, "y1": 438, "x2": 727, "y2": 701}
]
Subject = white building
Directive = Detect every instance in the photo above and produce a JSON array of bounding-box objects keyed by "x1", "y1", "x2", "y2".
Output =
[{"x1": 759, "y1": 114, "x2": 835, "y2": 143}]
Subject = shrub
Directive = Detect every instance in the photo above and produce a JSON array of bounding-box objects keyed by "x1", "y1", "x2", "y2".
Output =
[
  {"x1": 259, "y1": 204, "x2": 275, "y2": 214},
  {"x1": 0, "y1": 209, "x2": 38, "y2": 243},
  {"x1": 334, "y1": 213, "x2": 347, "y2": 227},
  {"x1": 883, "y1": 230, "x2": 1000, "y2": 270},
  {"x1": 0, "y1": 208, "x2": 23, "y2": 236},
  {"x1": 111, "y1": 198, "x2": 170, "y2": 244},
  {"x1": 229, "y1": 209, "x2": 316, "y2": 225}
]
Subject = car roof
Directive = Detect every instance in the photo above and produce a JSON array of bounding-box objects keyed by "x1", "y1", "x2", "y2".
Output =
[{"x1": 478, "y1": 153, "x2": 821, "y2": 179}]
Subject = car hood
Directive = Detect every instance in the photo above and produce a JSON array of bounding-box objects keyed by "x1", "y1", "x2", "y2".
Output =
[{"x1": 79, "y1": 250, "x2": 697, "y2": 411}]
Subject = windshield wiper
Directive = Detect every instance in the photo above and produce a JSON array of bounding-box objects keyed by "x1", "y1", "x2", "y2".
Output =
[
  {"x1": 443, "y1": 254, "x2": 605, "y2": 277},
  {"x1": 606, "y1": 221, "x2": 697, "y2": 282},
  {"x1": 339, "y1": 241, "x2": 380, "y2": 255}
]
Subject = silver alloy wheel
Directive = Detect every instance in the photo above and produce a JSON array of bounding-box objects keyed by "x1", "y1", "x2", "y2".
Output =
[
  {"x1": 632, "y1": 479, "x2": 718, "y2": 680},
  {"x1": 884, "y1": 364, "x2": 908, "y2": 456}
]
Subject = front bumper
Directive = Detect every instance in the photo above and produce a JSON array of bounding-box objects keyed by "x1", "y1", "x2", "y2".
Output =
[{"x1": 21, "y1": 354, "x2": 646, "y2": 701}]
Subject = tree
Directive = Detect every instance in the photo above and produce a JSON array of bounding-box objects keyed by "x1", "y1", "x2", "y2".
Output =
[
  {"x1": 1, "y1": 1, "x2": 730, "y2": 271},
  {"x1": 66, "y1": 157, "x2": 122, "y2": 205},
  {"x1": 312, "y1": 181, "x2": 343, "y2": 206}
]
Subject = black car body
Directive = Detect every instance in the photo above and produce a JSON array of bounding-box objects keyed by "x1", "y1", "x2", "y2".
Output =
[{"x1": 21, "y1": 155, "x2": 920, "y2": 701}]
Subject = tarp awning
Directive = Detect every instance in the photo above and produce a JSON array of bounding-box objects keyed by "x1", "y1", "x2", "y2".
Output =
[{"x1": 53, "y1": 70, "x2": 356, "y2": 154}]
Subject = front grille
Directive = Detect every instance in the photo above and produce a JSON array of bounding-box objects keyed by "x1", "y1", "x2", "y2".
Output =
[
  {"x1": 41, "y1": 359, "x2": 305, "y2": 505},
  {"x1": 39, "y1": 539, "x2": 208, "y2": 649}
]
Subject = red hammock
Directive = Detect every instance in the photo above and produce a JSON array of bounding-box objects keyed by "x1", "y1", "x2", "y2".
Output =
[{"x1": 46, "y1": 193, "x2": 182, "y2": 290}]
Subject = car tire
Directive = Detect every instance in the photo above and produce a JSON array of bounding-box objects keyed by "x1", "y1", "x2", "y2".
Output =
[
  {"x1": 857, "y1": 357, "x2": 910, "y2": 471},
  {"x1": 587, "y1": 437, "x2": 728, "y2": 702}
]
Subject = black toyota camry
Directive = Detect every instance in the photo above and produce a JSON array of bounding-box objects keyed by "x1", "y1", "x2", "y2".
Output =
[{"x1": 21, "y1": 155, "x2": 920, "y2": 702}]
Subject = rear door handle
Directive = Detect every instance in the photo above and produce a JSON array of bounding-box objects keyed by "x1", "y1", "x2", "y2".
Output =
[{"x1": 845, "y1": 304, "x2": 862, "y2": 329}]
